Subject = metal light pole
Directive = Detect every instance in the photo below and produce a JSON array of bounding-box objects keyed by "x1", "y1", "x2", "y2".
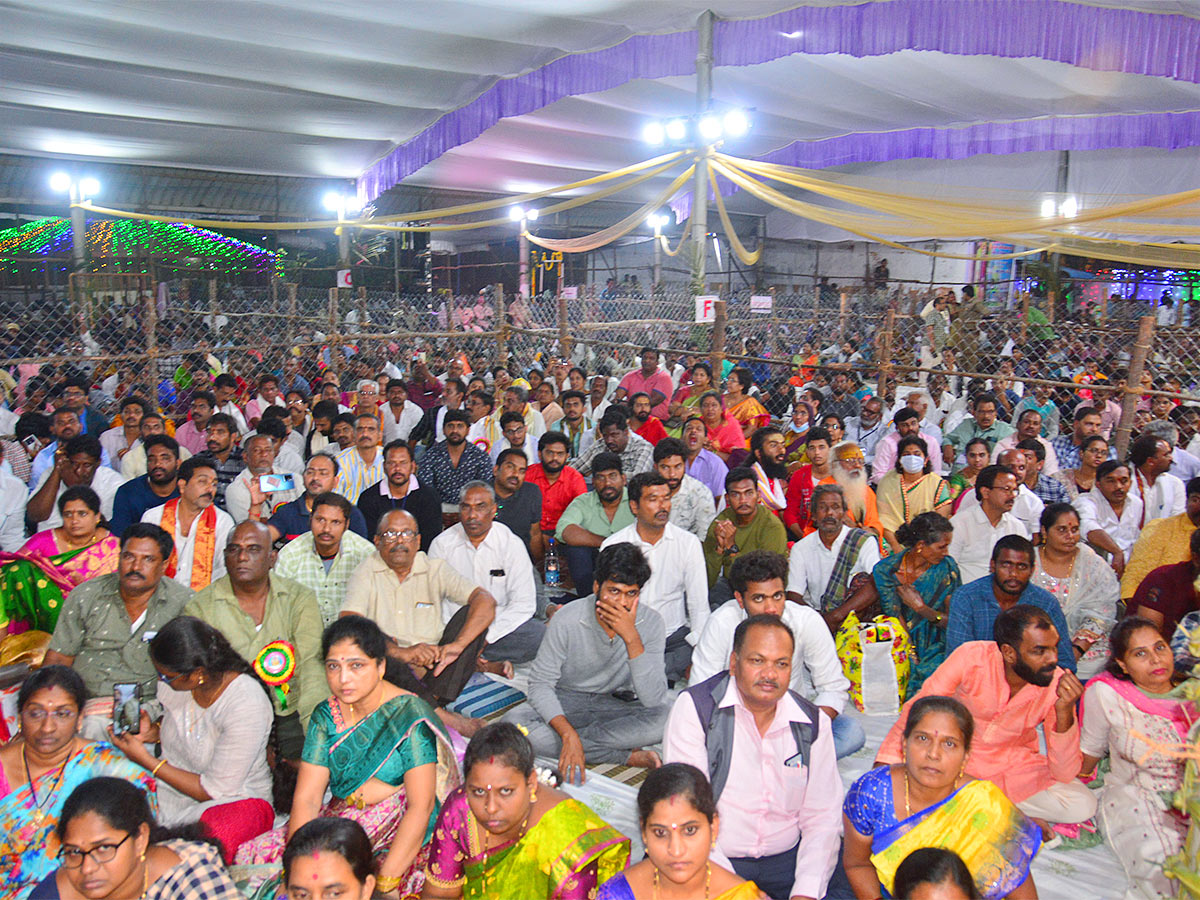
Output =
[
  {"x1": 689, "y1": 9, "x2": 715, "y2": 292},
  {"x1": 51, "y1": 173, "x2": 99, "y2": 271},
  {"x1": 511, "y1": 206, "x2": 539, "y2": 298}
]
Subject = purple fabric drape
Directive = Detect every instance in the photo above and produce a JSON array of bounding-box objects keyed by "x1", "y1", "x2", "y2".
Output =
[{"x1": 358, "y1": 0, "x2": 1200, "y2": 202}]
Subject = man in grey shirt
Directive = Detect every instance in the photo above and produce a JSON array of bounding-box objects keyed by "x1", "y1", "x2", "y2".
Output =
[{"x1": 504, "y1": 542, "x2": 669, "y2": 784}]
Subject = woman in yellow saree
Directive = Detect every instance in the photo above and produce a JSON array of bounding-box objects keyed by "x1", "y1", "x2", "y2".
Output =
[
  {"x1": 0, "y1": 486, "x2": 119, "y2": 635},
  {"x1": 723, "y1": 367, "x2": 770, "y2": 447},
  {"x1": 597, "y1": 763, "x2": 764, "y2": 900},
  {"x1": 423, "y1": 723, "x2": 628, "y2": 899},
  {"x1": 842, "y1": 697, "x2": 1039, "y2": 899}
]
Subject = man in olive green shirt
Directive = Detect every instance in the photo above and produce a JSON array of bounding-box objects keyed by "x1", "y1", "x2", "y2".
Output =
[
  {"x1": 703, "y1": 466, "x2": 789, "y2": 605},
  {"x1": 44, "y1": 523, "x2": 193, "y2": 741},
  {"x1": 555, "y1": 452, "x2": 636, "y2": 595},
  {"x1": 185, "y1": 521, "x2": 324, "y2": 758}
]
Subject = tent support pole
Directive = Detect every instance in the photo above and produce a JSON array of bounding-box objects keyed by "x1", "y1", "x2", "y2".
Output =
[{"x1": 690, "y1": 9, "x2": 714, "y2": 293}]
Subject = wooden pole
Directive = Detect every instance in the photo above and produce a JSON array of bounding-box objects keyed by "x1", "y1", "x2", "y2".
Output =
[
  {"x1": 357, "y1": 285, "x2": 368, "y2": 337},
  {"x1": 709, "y1": 298, "x2": 727, "y2": 378},
  {"x1": 494, "y1": 283, "x2": 508, "y2": 365},
  {"x1": 145, "y1": 279, "x2": 158, "y2": 380},
  {"x1": 876, "y1": 308, "x2": 895, "y2": 400},
  {"x1": 557, "y1": 291, "x2": 571, "y2": 362},
  {"x1": 768, "y1": 285, "x2": 782, "y2": 362},
  {"x1": 1020, "y1": 291, "x2": 1030, "y2": 344},
  {"x1": 839, "y1": 290, "x2": 849, "y2": 340},
  {"x1": 1114, "y1": 315, "x2": 1155, "y2": 458},
  {"x1": 328, "y1": 287, "x2": 342, "y2": 377},
  {"x1": 1099, "y1": 292, "x2": 1109, "y2": 325},
  {"x1": 286, "y1": 282, "x2": 298, "y2": 346},
  {"x1": 1047, "y1": 289, "x2": 1056, "y2": 325},
  {"x1": 208, "y1": 277, "x2": 219, "y2": 341}
]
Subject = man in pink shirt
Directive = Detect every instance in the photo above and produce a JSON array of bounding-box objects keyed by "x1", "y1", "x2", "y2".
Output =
[
  {"x1": 663, "y1": 613, "x2": 842, "y2": 900},
  {"x1": 174, "y1": 390, "x2": 214, "y2": 456},
  {"x1": 877, "y1": 604, "x2": 1095, "y2": 832},
  {"x1": 614, "y1": 348, "x2": 674, "y2": 420}
]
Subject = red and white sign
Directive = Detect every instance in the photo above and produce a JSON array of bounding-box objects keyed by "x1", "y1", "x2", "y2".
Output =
[
  {"x1": 561, "y1": 286, "x2": 578, "y2": 299},
  {"x1": 695, "y1": 295, "x2": 718, "y2": 324},
  {"x1": 337, "y1": 269, "x2": 352, "y2": 288}
]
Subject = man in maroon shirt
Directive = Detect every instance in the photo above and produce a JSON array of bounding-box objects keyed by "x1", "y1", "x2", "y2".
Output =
[
  {"x1": 1130, "y1": 528, "x2": 1200, "y2": 638},
  {"x1": 526, "y1": 432, "x2": 586, "y2": 536}
]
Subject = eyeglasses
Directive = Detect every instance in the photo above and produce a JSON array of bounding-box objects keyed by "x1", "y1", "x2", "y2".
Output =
[
  {"x1": 157, "y1": 671, "x2": 185, "y2": 685},
  {"x1": 380, "y1": 529, "x2": 418, "y2": 542},
  {"x1": 58, "y1": 832, "x2": 132, "y2": 868},
  {"x1": 23, "y1": 707, "x2": 77, "y2": 722}
]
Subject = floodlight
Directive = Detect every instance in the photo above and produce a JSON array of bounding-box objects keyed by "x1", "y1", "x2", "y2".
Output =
[
  {"x1": 1060, "y1": 196, "x2": 1078, "y2": 218},
  {"x1": 1040, "y1": 198, "x2": 1056, "y2": 218},
  {"x1": 665, "y1": 118, "x2": 688, "y2": 142},
  {"x1": 643, "y1": 122, "x2": 666, "y2": 145},
  {"x1": 49, "y1": 172, "x2": 72, "y2": 193},
  {"x1": 647, "y1": 214, "x2": 669, "y2": 229},
  {"x1": 509, "y1": 206, "x2": 525, "y2": 222},
  {"x1": 525, "y1": 208, "x2": 538, "y2": 221},
  {"x1": 698, "y1": 115, "x2": 723, "y2": 141},
  {"x1": 723, "y1": 109, "x2": 750, "y2": 137},
  {"x1": 78, "y1": 177, "x2": 100, "y2": 197},
  {"x1": 343, "y1": 196, "x2": 363, "y2": 215},
  {"x1": 323, "y1": 191, "x2": 343, "y2": 212}
]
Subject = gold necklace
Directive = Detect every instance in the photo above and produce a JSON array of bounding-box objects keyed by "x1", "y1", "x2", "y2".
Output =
[
  {"x1": 653, "y1": 862, "x2": 710, "y2": 899},
  {"x1": 904, "y1": 771, "x2": 912, "y2": 817},
  {"x1": 23, "y1": 744, "x2": 74, "y2": 825},
  {"x1": 480, "y1": 806, "x2": 532, "y2": 899}
]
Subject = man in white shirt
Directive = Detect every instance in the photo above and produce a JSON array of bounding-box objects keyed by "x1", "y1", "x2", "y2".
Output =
[
  {"x1": 488, "y1": 411, "x2": 539, "y2": 464},
  {"x1": 27, "y1": 435, "x2": 126, "y2": 529},
  {"x1": 254, "y1": 414, "x2": 306, "y2": 475},
  {"x1": 957, "y1": 449, "x2": 1044, "y2": 539},
  {"x1": 141, "y1": 457, "x2": 234, "y2": 589},
  {"x1": 949, "y1": 465, "x2": 1031, "y2": 583},
  {"x1": 991, "y1": 408, "x2": 1059, "y2": 476},
  {"x1": 1077, "y1": 460, "x2": 1145, "y2": 578},
  {"x1": 691, "y1": 549, "x2": 863, "y2": 759},
  {"x1": 0, "y1": 443, "x2": 28, "y2": 550},
  {"x1": 225, "y1": 434, "x2": 302, "y2": 524},
  {"x1": 381, "y1": 378, "x2": 422, "y2": 444},
  {"x1": 429, "y1": 481, "x2": 544, "y2": 666},
  {"x1": 600, "y1": 471, "x2": 708, "y2": 684},
  {"x1": 1127, "y1": 433, "x2": 1186, "y2": 524},
  {"x1": 786, "y1": 484, "x2": 881, "y2": 627},
  {"x1": 845, "y1": 397, "x2": 885, "y2": 467},
  {"x1": 212, "y1": 374, "x2": 249, "y2": 434}
]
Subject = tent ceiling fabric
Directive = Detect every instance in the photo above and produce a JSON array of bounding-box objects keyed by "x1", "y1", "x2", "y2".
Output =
[{"x1": 4, "y1": 0, "x2": 1200, "y2": 243}]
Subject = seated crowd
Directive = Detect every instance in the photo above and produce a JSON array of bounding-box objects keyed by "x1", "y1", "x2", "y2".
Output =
[{"x1": 0, "y1": 343, "x2": 1198, "y2": 899}]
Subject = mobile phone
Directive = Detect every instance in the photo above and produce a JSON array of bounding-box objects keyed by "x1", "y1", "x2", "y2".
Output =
[
  {"x1": 21, "y1": 434, "x2": 40, "y2": 455},
  {"x1": 259, "y1": 473, "x2": 296, "y2": 493},
  {"x1": 112, "y1": 683, "x2": 141, "y2": 736}
]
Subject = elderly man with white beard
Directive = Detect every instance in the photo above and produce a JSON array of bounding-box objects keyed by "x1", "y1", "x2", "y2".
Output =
[{"x1": 829, "y1": 441, "x2": 884, "y2": 545}]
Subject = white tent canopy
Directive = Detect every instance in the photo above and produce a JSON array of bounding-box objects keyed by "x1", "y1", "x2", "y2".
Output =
[{"x1": 4, "y1": 0, "x2": 1200, "y2": 241}]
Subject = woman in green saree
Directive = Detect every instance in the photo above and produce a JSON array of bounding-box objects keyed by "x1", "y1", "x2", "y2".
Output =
[
  {"x1": 422, "y1": 722, "x2": 629, "y2": 900},
  {"x1": 0, "y1": 486, "x2": 119, "y2": 635},
  {"x1": 872, "y1": 512, "x2": 960, "y2": 694},
  {"x1": 235, "y1": 615, "x2": 460, "y2": 899}
]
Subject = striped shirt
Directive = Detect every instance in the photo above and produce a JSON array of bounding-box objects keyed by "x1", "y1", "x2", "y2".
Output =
[{"x1": 335, "y1": 446, "x2": 386, "y2": 504}]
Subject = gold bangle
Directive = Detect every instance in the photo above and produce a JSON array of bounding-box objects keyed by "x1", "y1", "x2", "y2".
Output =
[
  {"x1": 375, "y1": 875, "x2": 402, "y2": 893},
  {"x1": 150, "y1": 759, "x2": 166, "y2": 777}
]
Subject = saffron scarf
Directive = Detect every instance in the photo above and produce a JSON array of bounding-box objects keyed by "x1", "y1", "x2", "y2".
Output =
[
  {"x1": 160, "y1": 498, "x2": 217, "y2": 590},
  {"x1": 752, "y1": 462, "x2": 787, "y2": 511}
]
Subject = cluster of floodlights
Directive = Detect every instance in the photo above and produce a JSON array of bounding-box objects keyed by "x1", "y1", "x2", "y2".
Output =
[
  {"x1": 642, "y1": 109, "x2": 751, "y2": 146},
  {"x1": 49, "y1": 172, "x2": 100, "y2": 199}
]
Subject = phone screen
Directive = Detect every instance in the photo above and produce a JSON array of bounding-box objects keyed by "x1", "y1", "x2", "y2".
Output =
[
  {"x1": 112, "y1": 683, "x2": 141, "y2": 736},
  {"x1": 21, "y1": 434, "x2": 40, "y2": 454},
  {"x1": 259, "y1": 473, "x2": 296, "y2": 493}
]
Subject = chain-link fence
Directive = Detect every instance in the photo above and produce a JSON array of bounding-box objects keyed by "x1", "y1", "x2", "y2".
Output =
[{"x1": 0, "y1": 265, "x2": 1197, "y2": 462}]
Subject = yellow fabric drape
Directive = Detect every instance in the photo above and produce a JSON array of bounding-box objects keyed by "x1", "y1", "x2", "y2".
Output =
[
  {"x1": 708, "y1": 160, "x2": 762, "y2": 266},
  {"x1": 523, "y1": 165, "x2": 696, "y2": 254}
]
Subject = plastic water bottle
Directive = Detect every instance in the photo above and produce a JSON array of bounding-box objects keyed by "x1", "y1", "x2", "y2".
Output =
[{"x1": 545, "y1": 537, "x2": 561, "y2": 588}]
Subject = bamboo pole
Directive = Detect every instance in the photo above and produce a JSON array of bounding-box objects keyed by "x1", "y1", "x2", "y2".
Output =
[
  {"x1": 839, "y1": 290, "x2": 849, "y2": 339},
  {"x1": 558, "y1": 292, "x2": 571, "y2": 361},
  {"x1": 286, "y1": 283, "x2": 298, "y2": 345},
  {"x1": 709, "y1": 298, "x2": 727, "y2": 378},
  {"x1": 328, "y1": 287, "x2": 342, "y2": 377},
  {"x1": 876, "y1": 308, "x2": 895, "y2": 400},
  {"x1": 1114, "y1": 315, "x2": 1155, "y2": 458},
  {"x1": 494, "y1": 283, "x2": 508, "y2": 365}
]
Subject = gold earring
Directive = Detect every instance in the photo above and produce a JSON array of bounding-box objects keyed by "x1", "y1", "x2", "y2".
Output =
[
  {"x1": 530, "y1": 784, "x2": 537, "y2": 804},
  {"x1": 197, "y1": 675, "x2": 205, "y2": 686}
]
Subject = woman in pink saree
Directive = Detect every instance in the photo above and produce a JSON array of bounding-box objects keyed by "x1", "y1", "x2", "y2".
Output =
[{"x1": 0, "y1": 485, "x2": 119, "y2": 635}]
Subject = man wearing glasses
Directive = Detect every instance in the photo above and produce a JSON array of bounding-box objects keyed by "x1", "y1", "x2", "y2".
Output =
[
  {"x1": 488, "y1": 411, "x2": 539, "y2": 464},
  {"x1": 59, "y1": 375, "x2": 110, "y2": 436},
  {"x1": 342, "y1": 508, "x2": 496, "y2": 734},
  {"x1": 43, "y1": 523, "x2": 192, "y2": 741},
  {"x1": 185, "y1": 521, "x2": 324, "y2": 759}
]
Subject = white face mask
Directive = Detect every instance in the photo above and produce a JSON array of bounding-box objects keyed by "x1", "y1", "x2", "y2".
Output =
[{"x1": 900, "y1": 454, "x2": 926, "y2": 474}]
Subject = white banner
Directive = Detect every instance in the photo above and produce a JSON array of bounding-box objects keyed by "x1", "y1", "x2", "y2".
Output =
[
  {"x1": 337, "y1": 268, "x2": 352, "y2": 288},
  {"x1": 750, "y1": 294, "x2": 773, "y2": 315},
  {"x1": 561, "y1": 285, "x2": 578, "y2": 299}
]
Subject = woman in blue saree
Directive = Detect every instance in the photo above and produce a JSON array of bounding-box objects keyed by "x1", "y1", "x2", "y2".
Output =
[
  {"x1": 842, "y1": 697, "x2": 1039, "y2": 899},
  {"x1": 0, "y1": 666, "x2": 156, "y2": 900},
  {"x1": 872, "y1": 512, "x2": 960, "y2": 694}
]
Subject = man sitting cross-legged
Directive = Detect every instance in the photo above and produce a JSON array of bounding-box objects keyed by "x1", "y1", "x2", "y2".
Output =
[
  {"x1": 877, "y1": 604, "x2": 1096, "y2": 837},
  {"x1": 690, "y1": 549, "x2": 865, "y2": 759},
  {"x1": 341, "y1": 508, "x2": 496, "y2": 735},
  {"x1": 504, "y1": 542, "x2": 669, "y2": 784}
]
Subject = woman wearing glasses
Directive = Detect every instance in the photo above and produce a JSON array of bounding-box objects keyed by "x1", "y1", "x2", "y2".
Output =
[
  {"x1": 106, "y1": 616, "x2": 281, "y2": 864},
  {"x1": 0, "y1": 666, "x2": 154, "y2": 900},
  {"x1": 29, "y1": 776, "x2": 239, "y2": 899}
]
